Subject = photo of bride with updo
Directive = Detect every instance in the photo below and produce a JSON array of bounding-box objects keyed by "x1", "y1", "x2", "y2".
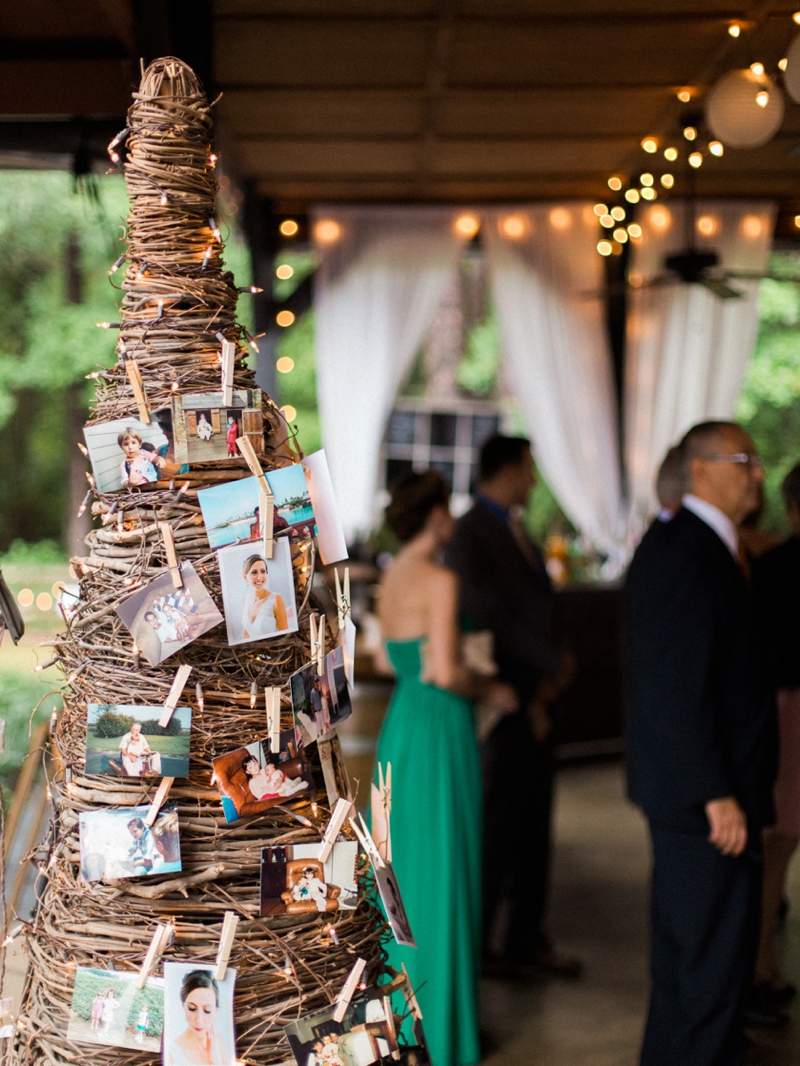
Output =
[{"x1": 217, "y1": 538, "x2": 298, "y2": 646}]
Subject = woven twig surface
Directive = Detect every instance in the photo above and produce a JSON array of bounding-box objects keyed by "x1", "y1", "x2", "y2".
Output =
[{"x1": 11, "y1": 57, "x2": 386, "y2": 1066}]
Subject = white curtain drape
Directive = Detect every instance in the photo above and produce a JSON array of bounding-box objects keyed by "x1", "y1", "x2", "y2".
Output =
[
  {"x1": 483, "y1": 206, "x2": 624, "y2": 557},
  {"x1": 313, "y1": 206, "x2": 470, "y2": 541},
  {"x1": 625, "y1": 200, "x2": 775, "y2": 527}
]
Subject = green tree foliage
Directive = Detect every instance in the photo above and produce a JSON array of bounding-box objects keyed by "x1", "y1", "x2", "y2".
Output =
[
  {"x1": 737, "y1": 256, "x2": 800, "y2": 535},
  {"x1": 93, "y1": 710, "x2": 134, "y2": 738}
]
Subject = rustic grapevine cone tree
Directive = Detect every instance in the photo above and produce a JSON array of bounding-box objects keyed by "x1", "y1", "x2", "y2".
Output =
[{"x1": 9, "y1": 57, "x2": 385, "y2": 1066}]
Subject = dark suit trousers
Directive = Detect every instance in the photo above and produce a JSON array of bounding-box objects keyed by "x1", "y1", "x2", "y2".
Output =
[
  {"x1": 641, "y1": 826, "x2": 761, "y2": 1066},
  {"x1": 482, "y1": 710, "x2": 553, "y2": 959}
]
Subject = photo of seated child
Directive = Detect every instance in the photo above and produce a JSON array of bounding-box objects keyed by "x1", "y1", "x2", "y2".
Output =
[
  {"x1": 260, "y1": 840, "x2": 358, "y2": 917},
  {"x1": 83, "y1": 415, "x2": 176, "y2": 494},
  {"x1": 79, "y1": 804, "x2": 182, "y2": 882},
  {"x1": 118, "y1": 427, "x2": 165, "y2": 488},
  {"x1": 212, "y1": 733, "x2": 315, "y2": 824},
  {"x1": 284, "y1": 988, "x2": 400, "y2": 1066}
]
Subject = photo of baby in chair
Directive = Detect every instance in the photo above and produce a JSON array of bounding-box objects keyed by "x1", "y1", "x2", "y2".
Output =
[
  {"x1": 260, "y1": 840, "x2": 358, "y2": 917},
  {"x1": 212, "y1": 732, "x2": 315, "y2": 823}
]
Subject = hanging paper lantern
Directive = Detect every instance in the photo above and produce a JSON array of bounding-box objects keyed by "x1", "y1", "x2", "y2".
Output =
[
  {"x1": 705, "y1": 68, "x2": 784, "y2": 148},
  {"x1": 783, "y1": 34, "x2": 800, "y2": 103}
]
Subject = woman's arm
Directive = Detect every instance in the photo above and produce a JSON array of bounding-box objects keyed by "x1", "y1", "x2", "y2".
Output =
[
  {"x1": 274, "y1": 593, "x2": 288, "y2": 631},
  {"x1": 426, "y1": 568, "x2": 514, "y2": 707}
]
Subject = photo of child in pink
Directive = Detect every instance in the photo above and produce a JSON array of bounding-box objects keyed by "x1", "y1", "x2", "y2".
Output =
[{"x1": 241, "y1": 755, "x2": 308, "y2": 800}]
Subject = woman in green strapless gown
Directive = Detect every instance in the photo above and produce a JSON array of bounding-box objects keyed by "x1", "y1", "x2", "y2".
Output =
[{"x1": 374, "y1": 472, "x2": 516, "y2": 1066}]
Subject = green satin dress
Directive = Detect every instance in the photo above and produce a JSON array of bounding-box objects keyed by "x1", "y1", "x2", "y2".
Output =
[{"x1": 375, "y1": 639, "x2": 482, "y2": 1066}]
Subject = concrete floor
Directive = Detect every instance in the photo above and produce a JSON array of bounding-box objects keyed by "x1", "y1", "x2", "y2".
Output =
[{"x1": 480, "y1": 761, "x2": 800, "y2": 1066}]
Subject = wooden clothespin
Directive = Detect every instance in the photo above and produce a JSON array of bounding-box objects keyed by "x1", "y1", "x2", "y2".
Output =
[
  {"x1": 235, "y1": 436, "x2": 270, "y2": 495},
  {"x1": 158, "y1": 522, "x2": 183, "y2": 588},
  {"x1": 136, "y1": 922, "x2": 173, "y2": 987},
  {"x1": 310, "y1": 613, "x2": 326, "y2": 674},
  {"x1": 159, "y1": 664, "x2": 193, "y2": 728},
  {"x1": 370, "y1": 762, "x2": 392, "y2": 864},
  {"x1": 334, "y1": 567, "x2": 351, "y2": 632},
  {"x1": 214, "y1": 911, "x2": 240, "y2": 980},
  {"x1": 332, "y1": 957, "x2": 367, "y2": 1023},
  {"x1": 318, "y1": 797, "x2": 354, "y2": 864},
  {"x1": 125, "y1": 359, "x2": 151, "y2": 424},
  {"x1": 220, "y1": 339, "x2": 236, "y2": 406},
  {"x1": 382, "y1": 996, "x2": 401, "y2": 1059},
  {"x1": 144, "y1": 776, "x2": 175, "y2": 827},
  {"x1": 265, "y1": 687, "x2": 281, "y2": 753},
  {"x1": 349, "y1": 813, "x2": 386, "y2": 870},
  {"x1": 400, "y1": 963, "x2": 423, "y2": 1020},
  {"x1": 259, "y1": 490, "x2": 274, "y2": 560}
]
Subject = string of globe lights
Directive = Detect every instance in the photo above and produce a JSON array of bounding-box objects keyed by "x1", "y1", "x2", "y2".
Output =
[{"x1": 595, "y1": 9, "x2": 800, "y2": 256}]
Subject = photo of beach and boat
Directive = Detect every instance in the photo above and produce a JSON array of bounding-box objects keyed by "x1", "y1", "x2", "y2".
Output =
[{"x1": 198, "y1": 463, "x2": 317, "y2": 551}]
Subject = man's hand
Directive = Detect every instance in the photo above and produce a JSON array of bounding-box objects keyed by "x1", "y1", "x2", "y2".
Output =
[{"x1": 705, "y1": 796, "x2": 747, "y2": 856}]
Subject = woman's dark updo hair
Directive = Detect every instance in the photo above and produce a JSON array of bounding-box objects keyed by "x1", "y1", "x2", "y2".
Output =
[
  {"x1": 180, "y1": 969, "x2": 219, "y2": 1006},
  {"x1": 385, "y1": 470, "x2": 449, "y2": 543}
]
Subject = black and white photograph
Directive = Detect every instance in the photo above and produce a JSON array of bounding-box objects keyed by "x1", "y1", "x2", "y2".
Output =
[
  {"x1": 83, "y1": 411, "x2": 181, "y2": 493},
  {"x1": 260, "y1": 839, "x2": 358, "y2": 916},
  {"x1": 375, "y1": 862, "x2": 416, "y2": 949},
  {"x1": 217, "y1": 538, "x2": 298, "y2": 646},
  {"x1": 198, "y1": 464, "x2": 317, "y2": 551},
  {"x1": 163, "y1": 962, "x2": 237, "y2": 1066},
  {"x1": 67, "y1": 966, "x2": 164, "y2": 1053},
  {"x1": 85, "y1": 703, "x2": 191, "y2": 778},
  {"x1": 172, "y1": 389, "x2": 263, "y2": 464},
  {"x1": 212, "y1": 732, "x2": 314, "y2": 823},
  {"x1": 325, "y1": 645, "x2": 353, "y2": 728},
  {"x1": 79, "y1": 804, "x2": 181, "y2": 882},
  {"x1": 115, "y1": 564, "x2": 223, "y2": 666},
  {"x1": 284, "y1": 987, "x2": 399, "y2": 1066}
]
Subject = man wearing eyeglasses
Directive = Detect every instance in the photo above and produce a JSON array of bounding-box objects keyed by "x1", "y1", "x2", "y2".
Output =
[{"x1": 626, "y1": 420, "x2": 777, "y2": 1066}]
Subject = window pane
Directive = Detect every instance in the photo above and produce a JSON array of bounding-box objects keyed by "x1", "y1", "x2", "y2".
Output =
[
  {"x1": 472, "y1": 414, "x2": 499, "y2": 448},
  {"x1": 430, "y1": 460, "x2": 455, "y2": 489},
  {"x1": 386, "y1": 410, "x2": 416, "y2": 445},
  {"x1": 430, "y1": 413, "x2": 458, "y2": 448}
]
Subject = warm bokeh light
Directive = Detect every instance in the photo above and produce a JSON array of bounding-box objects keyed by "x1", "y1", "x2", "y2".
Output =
[
  {"x1": 597, "y1": 240, "x2": 613, "y2": 256},
  {"x1": 276, "y1": 357, "x2": 295, "y2": 374},
  {"x1": 52, "y1": 581, "x2": 66, "y2": 597},
  {"x1": 608, "y1": 177, "x2": 623, "y2": 191},
  {"x1": 642, "y1": 138, "x2": 658, "y2": 153},
  {"x1": 728, "y1": 23, "x2": 741, "y2": 37},
  {"x1": 742, "y1": 215, "x2": 763, "y2": 238},
  {"x1": 794, "y1": 11, "x2": 800, "y2": 24},
  {"x1": 750, "y1": 62, "x2": 765, "y2": 77},
  {"x1": 627, "y1": 223, "x2": 643, "y2": 239},
  {"x1": 314, "y1": 219, "x2": 342, "y2": 243},
  {"x1": 276, "y1": 264, "x2": 294, "y2": 280},
  {"x1": 661, "y1": 173, "x2": 675, "y2": 188},
  {"x1": 276, "y1": 310, "x2": 295, "y2": 327},
  {"x1": 593, "y1": 203, "x2": 608, "y2": 217},
  {"x1": 36, "y1": 593, "x2": 53, "y2": 612},
  {"x1": 280, "y1": 405, "x2": 297, "y2": 421},
  {"x1": 611, "y1": 242, "x2": 624, "y2": 256},
  {"x1": 708, "y1": 140, "x2": 724, "y2": 157},
  {"x1": 18, "y1": 589, "x2": 34, "y2": 608},
  {"x1": 664, "y1": 147, "x2": 678, "y2": 161},
  {"x1": 279, "y1": 219, "x2": 299, "y2": 237},
  {"x1": 650, "y1": 207, "x2": 671, "y2": 230},
  {"x1": 641, "y1": 187, "x2": 657, "y2": 200},
  {"x1": 640, "y1": 172, "x2": 654, "y2": 187},
  {"x1": 625, "y1": 188, "x2": 641, "y2": 203},
  {"x1": 549, "y1": 207, "x2": 571, "y2": 229},
  {"x1": 755, "y1": 90, "x2": 770, "y2": 108},
  {"x1": 697, "y1": 216, "x2": 717, "y2": 236},
  {"x1": 780, "y1": 57, "x2": 789, "y2": 71},
  {"x1": 600, "y1": 213, "x2": 615, "y2": 228},
  {"x1": 500, "y1": 215, "x2": 527, "y2": 238},
  {"x1": 677, "y1": 89, "x2": 692, "y2": 103},
  {"x1": 688, "y1": 151, "x2": 703, "y2": 168},
  {"x1": 454, "y1": 214, "x2": 480, "y2": 238},
  {"x1": 683, "y1": 126, "x2": 697, "y2": 141},
  {"x1": 611, "y1": 206, "x2": 626, "y2": 221},
  {"x1": 613, "y1": 227, "x2": 628, "y2": 243},
  {"x1": 794, "y1": 214, "x2": 800, "y2": 228}
]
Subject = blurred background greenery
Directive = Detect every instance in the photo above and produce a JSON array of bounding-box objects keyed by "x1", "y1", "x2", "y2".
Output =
[{"x1": 1, "y1": 169, "x2": 800, "y2": 795}]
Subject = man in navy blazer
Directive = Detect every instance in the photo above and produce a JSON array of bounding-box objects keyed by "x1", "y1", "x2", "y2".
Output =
[{"x1": 626, "y1": 421, "x2": 777, "y2": 1066}]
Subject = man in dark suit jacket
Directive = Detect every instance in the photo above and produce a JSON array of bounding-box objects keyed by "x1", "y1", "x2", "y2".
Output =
[
  {"x1": 446, "y1": 435, "x2": 579, "y2": 977},
  {"x1": 626, "y1": 420, "x2": 777, "y2": 1066}
]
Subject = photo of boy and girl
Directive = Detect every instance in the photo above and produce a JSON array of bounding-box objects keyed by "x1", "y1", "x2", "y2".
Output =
[
  {"x1": 198, "y1": 463, "x2": 317, "y2": 551},
  {"x1": 212, "y1": 733, "x2": 315, "y2": 823},
  {"x1": 163, "y1": 962, "x2": 237, "y2": 1066},
  {"x1": 67, "y1": 966, "x2": 164, "y2": 1053},
  {"x1": 116, "y1": 565, "x2": 223, "y2": 666},
  {"x1": 84, "y1": 704, "x2": 191, "y2": 779},
  {"x1": 284, "y1": 989, "x2": 400, "y2": 1066},
  {"x1": 172, "y1": 389, "x2": 263, "y2": 465},
  {"x1": 79, "y1": 804, "x2": 181, "y2": 882},
  {"x1": 83, "y1": 413, "x2": 182, "y2": 494}
]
